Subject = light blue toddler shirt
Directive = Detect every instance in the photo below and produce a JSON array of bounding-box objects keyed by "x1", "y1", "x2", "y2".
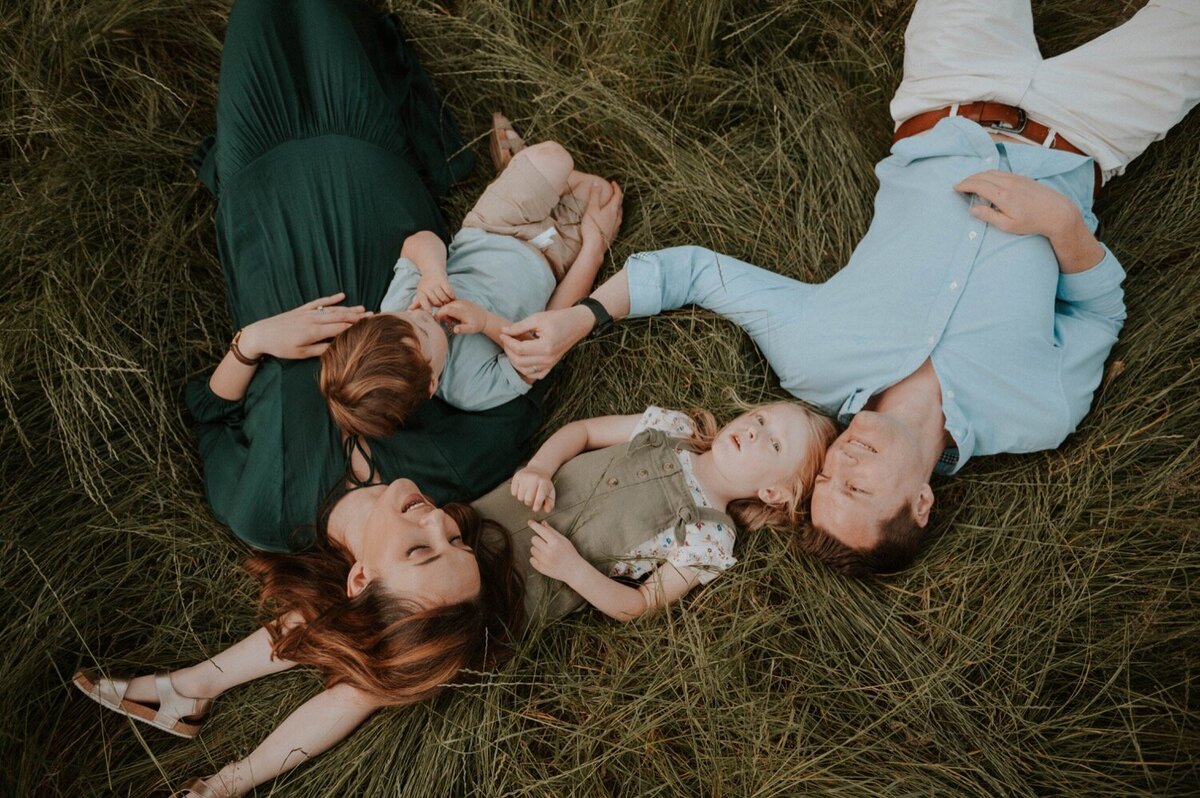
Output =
[{"x1": 381, "y1": 227, "x2": 555, "y2": 411}]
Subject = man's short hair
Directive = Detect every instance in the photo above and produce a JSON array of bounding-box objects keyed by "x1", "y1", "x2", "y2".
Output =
[{"x1": 801, "y1": 504, "x2": 924, "y2": 577}]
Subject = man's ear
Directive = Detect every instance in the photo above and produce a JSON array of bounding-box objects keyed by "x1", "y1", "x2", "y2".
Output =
[
  {"x1": 757, "y1": 485, "x2": 792, "y2": 507},
  {"x1": 346, "y1": 561, "x2": 370, "y2": 598},
  {"x1": 428, "y1": 374, "x2": 439, "y2": 397},
  {"x1": 914, "y1": 484, "x2": 935, "y2": 528}
]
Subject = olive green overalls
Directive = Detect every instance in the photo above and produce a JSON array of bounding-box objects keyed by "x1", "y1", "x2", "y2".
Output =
[{"x1": 474, "y1": 428, "x2": 736, "y2": 633}]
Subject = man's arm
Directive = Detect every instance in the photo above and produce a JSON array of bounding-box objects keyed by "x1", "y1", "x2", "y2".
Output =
[
  {"x1": 955, "y1": 170, "x2": 1126, "y2": 429},
  {"x1": 501, "y1": 246, "x2": 810, "y2": 380}
]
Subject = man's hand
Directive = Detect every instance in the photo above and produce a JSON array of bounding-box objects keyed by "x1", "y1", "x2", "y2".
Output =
[
  {"x1": 955, "y1": 170, "x2": 1104, "y2": 274},
  {"x1": 511, "y1": 465, "x2": 556, "y2": 512},
  {"x1": 500, "y1": 305, "x2": 595, "y2": 381},
  {"x1": 581, "y1": 180, "x2": 623, "y2": 250},
  {"x1": 409, "y1": 269, "x2": 455, "y2": 313},
  {"x1": 954, "y1": 170, "x2": 1078, "y2": 238},
  {"x1": 240, "y1": 293, "x2": 369, "y2": 360},
  {"x1": 434, "y1": 299, "x2": 487, "y2": 335},
  {"x1": 528, "y1": 520, "x2": 588, "y2": 584}
]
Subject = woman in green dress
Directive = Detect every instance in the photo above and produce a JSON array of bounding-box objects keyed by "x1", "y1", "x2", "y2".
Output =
[
  {"x1": 185, "y1": 0, "x2": 549, "y2": 553},
  {"x1": 73, "y1": 1, "x2": 542, "y2": 795}
]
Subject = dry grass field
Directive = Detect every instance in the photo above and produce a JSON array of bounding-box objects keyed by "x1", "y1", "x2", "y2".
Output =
[{"x1": 2, "y1": 0, "x2": 1197, "y2": 795}]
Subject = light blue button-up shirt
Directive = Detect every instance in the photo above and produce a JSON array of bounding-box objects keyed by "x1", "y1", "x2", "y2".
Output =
[{"x1": 626, "y1": 116, "x2": 1125, "y2": 474}]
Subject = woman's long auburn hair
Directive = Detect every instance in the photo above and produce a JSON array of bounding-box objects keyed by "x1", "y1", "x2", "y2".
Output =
[
  {"x1": 244, "y1": 495, "x2": 523, "y2": 707},
  {"x1": 682, "y1": 401, "x2": 837, "y2": 531}
]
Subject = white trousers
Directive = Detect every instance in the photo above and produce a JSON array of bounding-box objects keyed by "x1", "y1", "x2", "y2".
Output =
[{"x1": 889, "y1": 0, "x2": 1200, "y2": 181}]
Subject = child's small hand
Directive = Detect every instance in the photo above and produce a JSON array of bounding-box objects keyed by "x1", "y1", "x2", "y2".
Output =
[
  {"x1": 409, "y1": 271, "x2": 455, "y2": 312},
  {"x1": 511, "y1": 465, "x2": 555, "y2": 512},
  {"x1": 435, "y1": 299, "x2": 486, "y2": 335},
  {"x1": 528, "y1": 520, "x2": 587, "y2": 584},
  {"x1": 581, "y1": 180, "x2": 623, "y2": 250}
]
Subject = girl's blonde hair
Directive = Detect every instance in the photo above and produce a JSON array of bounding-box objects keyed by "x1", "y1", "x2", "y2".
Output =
[
  {"x1": 320, "y1": 315, "x2": 432, "y2": 439},
  {"x1": 683, "y1": 401, "x2": 836, "y2": 532}
]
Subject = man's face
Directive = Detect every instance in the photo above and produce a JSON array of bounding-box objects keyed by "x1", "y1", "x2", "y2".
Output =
[{"x1": 809, "y1": 411, "x2": 930, "y2": 549}]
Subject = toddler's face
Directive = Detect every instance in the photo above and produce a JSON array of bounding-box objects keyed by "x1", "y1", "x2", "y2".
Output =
[{"x1": 710, "y1": 403, "x2": 814, "y2": 502}]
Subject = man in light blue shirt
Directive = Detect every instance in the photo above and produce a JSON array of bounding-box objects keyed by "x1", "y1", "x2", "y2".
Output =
[{"x1": 500, "y1": 0, "x2": 1199, "y2": 574}]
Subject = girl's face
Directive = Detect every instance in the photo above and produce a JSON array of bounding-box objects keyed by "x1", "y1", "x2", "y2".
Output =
[
  {"x1": 350, "y1": 478, "x2": 480, "y2": 607},
  {"x1": 709, "y1": 403, "x2": 815, "y2": 502}
]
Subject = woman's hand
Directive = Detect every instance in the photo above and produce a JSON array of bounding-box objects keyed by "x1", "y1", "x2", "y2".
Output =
[
  {"x1": 409, "y1": 269, "x2": 455, "y2": 313},
  {"x1": 434, "y1": 299, "x2": 487, "y2": 335},
  {"x1": 511, "y1": 465, "x2": 556, "y2": 512},
  {"x1": 528, "y1": 520, "x2": 587, "y2": 584},
  {"x1": 580, "y1": 180, "x2": 623, "y2": 250},
  {"x1": 238, "y1": 293, "x2": 369, "y2": 360}
]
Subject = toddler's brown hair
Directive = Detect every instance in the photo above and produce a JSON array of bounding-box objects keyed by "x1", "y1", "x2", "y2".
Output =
[{"x1": 319, "y1": 314, "x2": 432, "y2": 439}]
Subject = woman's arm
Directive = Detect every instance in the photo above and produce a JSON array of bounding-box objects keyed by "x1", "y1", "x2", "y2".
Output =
[
  {"x1": 194, "y1": 682, "x2": 383, "y2": 798},
  {"x1": 527, "y1": 520, "x2": 701, "y2": 621},
  {"x1": 208, "y1": 292, "x2": 369, "y2": 401},
  {"x1": 511, "y1": 414, "x2": 642, "y2": 511}
]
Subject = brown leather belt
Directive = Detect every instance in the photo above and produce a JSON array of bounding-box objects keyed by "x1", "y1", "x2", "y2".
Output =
[{"x1": 893, "y1": 101, "x2": 1102, "y2": 199}]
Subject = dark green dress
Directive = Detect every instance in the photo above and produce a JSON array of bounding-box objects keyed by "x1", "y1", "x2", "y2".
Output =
[{"x1": 187, "y1": 0, "x2": 547, "y2": 552}]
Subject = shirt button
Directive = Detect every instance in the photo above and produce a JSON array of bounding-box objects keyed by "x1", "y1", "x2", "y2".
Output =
[
  {"x1": 968, "y1": 231, "x2": 977, "y2": 240},
  {"x1": 985, "y1": 156, "x2": 994, "y2": 164},
  {"x1": 607, "y1": 478, "x2": 619, "y2": 487},
  {"x1": 950, "y1": 281, "x2": 959, "y2": 291},
  {"x1": 927, "y1": 336, "x2": 935, "y2": 345},
  {"x1": 947, "y1": 390, "x2": 956, "y2": 399}
]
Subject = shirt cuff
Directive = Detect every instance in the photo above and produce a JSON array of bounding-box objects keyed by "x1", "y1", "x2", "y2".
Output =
[
  {"x1": 1056, "y1": 246, "x2": 1125, "y2": 303},
  {"x1": 625, "y1": 252, "x2": 665, "y2": 318}
]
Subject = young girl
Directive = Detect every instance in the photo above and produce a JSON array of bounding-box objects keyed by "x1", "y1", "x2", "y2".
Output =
[
  {"x1": 474, "y1": 403, "x2": 838, "y2": 627},
  {"x1": 319, "y1": 123, "x2": 624, "y2": 439}
]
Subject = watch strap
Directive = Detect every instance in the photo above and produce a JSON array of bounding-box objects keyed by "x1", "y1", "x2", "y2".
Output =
[{"x1": 574, "y1": 297, "x2": 613, "y2": 338}]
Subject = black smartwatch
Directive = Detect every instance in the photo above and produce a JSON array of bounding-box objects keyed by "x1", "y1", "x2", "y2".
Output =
[{"x1": 573, "y1": 297, "x2": 614, "y2": 338}]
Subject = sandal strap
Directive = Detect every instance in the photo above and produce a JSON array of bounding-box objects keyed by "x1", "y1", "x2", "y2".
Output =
[
  {"x1": 95, "y1": 674, "x2": 130, "y2": 707},
  {"x1": 154, "y1": 670, "x2": 212, "y2": 725}
]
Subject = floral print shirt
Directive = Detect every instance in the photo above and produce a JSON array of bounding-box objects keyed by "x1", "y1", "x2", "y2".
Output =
[{"x1": 608, "y1": 407, "x2": 737, "y2": 585}]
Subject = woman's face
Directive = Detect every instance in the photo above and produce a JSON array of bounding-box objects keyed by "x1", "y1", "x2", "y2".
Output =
[{"x1": 351, "y1": 478, "x2": 481, "y2": 608}]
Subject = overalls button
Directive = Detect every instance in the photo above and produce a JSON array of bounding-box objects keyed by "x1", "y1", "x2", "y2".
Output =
[
  {"x1": 676, "y1": 507, "x2": 695, "y2": 523},
  {"x1": 663, "y1": 462, "x2": 675, "y2": 472},
  {"x1": 637, "y1": 468, "x2": 649, "y2": 478},
  {"x1": 607, "y1": 478, "x2": 619, "y2": 487}
]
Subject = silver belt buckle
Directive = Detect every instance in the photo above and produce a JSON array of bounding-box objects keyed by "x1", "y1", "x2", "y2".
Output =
[{"x1": 986, "y1": 107, "x2": 1027, "y2": 135}]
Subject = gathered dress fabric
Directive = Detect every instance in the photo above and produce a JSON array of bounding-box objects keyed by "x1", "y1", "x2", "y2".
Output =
[{"x1": 186, "y1": 0, "x2": 548, "y2": 552}]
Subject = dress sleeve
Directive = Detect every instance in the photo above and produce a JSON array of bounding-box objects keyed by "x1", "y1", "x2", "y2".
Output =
[
  {"x1": 185, "y1": 375, "x2": 246, "y2": 425},
  {"x1": 661, "y1": 519, "x2": 737, "y2": 585},
  {"x1": 629, "y1": 406, "x2": 696, "y2": 440}
]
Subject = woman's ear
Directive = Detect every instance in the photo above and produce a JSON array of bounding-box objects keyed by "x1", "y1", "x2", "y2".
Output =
[
  {"x1": 757, "y1": 485, "x2": 792, "y2": 506},
  {"x1": 346, "y1": 561, "x2": 370, "y2": 598},
  {"x1": 428, "y1": 374, "x2": 439, "y2": 397}
]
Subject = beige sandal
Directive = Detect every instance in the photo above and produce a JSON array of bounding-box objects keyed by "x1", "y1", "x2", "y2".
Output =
[
  {"x1": 73, "y1": 668, "x2": 212, "y2": 739},
  {"x1": 489, "y1": 112, "x2": 526, "y2": 172}
]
